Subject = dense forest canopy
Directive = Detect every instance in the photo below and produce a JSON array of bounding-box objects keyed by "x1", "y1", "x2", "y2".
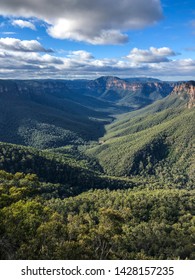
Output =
[{"x1": 0, "y1": 78, "x2": 194, "y2": 259}]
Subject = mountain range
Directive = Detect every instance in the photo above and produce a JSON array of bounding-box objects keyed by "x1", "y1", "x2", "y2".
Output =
[
  {"x1": 0, "y1": 76, "x2": 194, "y2": 182},
  {"x1": 87, "y1": 84, "x2": 194, "y2": 182},
  {"x1": 0, "y1": 76, "x2": 194, "y2": 260},
  {"x1": 0, "y1": 77, "x2": 176, "y2": 148}
]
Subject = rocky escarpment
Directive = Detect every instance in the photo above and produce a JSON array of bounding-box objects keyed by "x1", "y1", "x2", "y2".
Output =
[
  {"x1": 0, "y1": 80, "x2": 71, "y2": 99},
  {"x1": 172, "y1": 81, "x2": 195, "y2": 108},
  {"x1": 87, "y1": 76, "x2": 172, "y2": 96},
  {"x1": 0, "y1": 77, "x2": 175, "y2": 109},
  {"x1": 86, "y1": 76, "x2": 174, "y2": 107}
]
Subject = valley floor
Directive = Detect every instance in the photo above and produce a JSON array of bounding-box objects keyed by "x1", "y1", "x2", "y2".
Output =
[{"x1": 0, "y1": 79, "x2": 194, "y2": 260}]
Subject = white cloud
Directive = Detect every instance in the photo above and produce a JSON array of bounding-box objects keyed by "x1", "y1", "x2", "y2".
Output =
[
  {"x1": 0, "y1": 0, "x2": 163, "y2": 44},
  {"x1": 68, "y1": 50, "x2": 94, "y2": 60},
  {"x1": 0, "y1": 41, "x2": 194, "y2": 80},
  {"x1": 127, "y1": 47, "x2": 177, "y2": 63},
  {"x1": 0, "y1": 50, "x2": 65, "y2": 77},
  {"x1": 47, "y1": 21, "x2": 129, "y2": 44},
  {"x1": 0, "y1": 37, "x2": 53, "y2": 52},
  {"x1": 87, "y1": 30, "x2": 129, "y2": 45},
  {"x1": 12, "y1": 19, "x2": 36, "y2": 30}
]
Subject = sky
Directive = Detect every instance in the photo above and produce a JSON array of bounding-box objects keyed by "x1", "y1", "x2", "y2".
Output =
[{"x1": 0, "y1": 0, "x2": 195, "y2": 80}]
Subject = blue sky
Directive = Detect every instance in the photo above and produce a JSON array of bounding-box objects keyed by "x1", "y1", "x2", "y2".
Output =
[{"x1": 0, "y1": 0, "x2": 195, "y2": 80}]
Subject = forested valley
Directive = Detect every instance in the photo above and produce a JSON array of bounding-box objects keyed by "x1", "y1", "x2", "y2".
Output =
[{"x1": 0, "y1": 77, "x2": 194, "y2": 260}]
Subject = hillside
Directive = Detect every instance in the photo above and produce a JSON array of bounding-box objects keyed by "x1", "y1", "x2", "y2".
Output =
[
  {"x1": 1, "y1": 176, "x2": 194, "y2": 259},
  {"x1": 86, "y1": 82, "x2": 195, "y2": 185},
  {"x1": 0, "y1": 80, "x2": 114, "y2": 149},
  {"x1": 0, "y1": 78, "x2": 175, "y2": 149},
  {"x1": 84, "y1": 76, "x2": 174, "y2": 108},
  {"x1": 0, "y1": 78, "x2": 193, "y2": 184},
  {"x1": 0, "y1": 141, "x2": 141, "y2": 197},
  {"x1": 0, "y1": 78, "x2": 194, "y2": 260}
]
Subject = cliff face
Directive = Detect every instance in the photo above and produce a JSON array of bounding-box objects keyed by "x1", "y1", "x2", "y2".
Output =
[
  {"x1": 86, "y1": 76, "x2": 174, "y2": 107},
  {"x1": 0, "y1": 80, "x2": 72, "y2": 100},
  {"x1": 172, "y1": 81, "x2": 195, "y2": 108},
  {"x1": 0, "y1": 77, "x2": 175, "y2": 106},
  {"x1": 87, "y1": 76, "x2": 143, "y2": 96}
]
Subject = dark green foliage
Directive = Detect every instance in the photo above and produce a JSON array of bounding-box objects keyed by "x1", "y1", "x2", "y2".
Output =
[
  {"x1": 0, "y1": 80, "x2": 115, "y2": 149},
  {"x1": 87, "y1": 95, "x2": 195, "y2": 185},
  {"x1": 0, "y1": 142, "x2": 138, "y2": 196},
  {"x1": 0, "y1": 78, "x2": 175, "y2": 149},
  {"x1": 0, "y1": 78, "x2": 194, "y2": 260},
  {"x1": 0, "y1": 175, "x2": 194, "y2": 260}
]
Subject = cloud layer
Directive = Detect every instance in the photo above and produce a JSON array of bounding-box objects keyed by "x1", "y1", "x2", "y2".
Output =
[
  {"x1": 127, "y1": 47, "x2": 177, "y2": 63},
  {"x1": 0, "y1": 0, "x2": 163, "y2": 44},
  {"x1": 0, "y1": 37, "x2": 52, "y2": 52},
  {"x1": 0, "y1": 39, "x2": 194, "y2": 80}
]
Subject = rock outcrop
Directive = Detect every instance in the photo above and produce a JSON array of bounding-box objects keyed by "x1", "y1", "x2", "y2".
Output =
[
  {"x1": 86, "y1": 76, "x2": 174, "y2": 107},
  {"x1": 172, "y1": 81, "x2": 195, "y2": 108}
]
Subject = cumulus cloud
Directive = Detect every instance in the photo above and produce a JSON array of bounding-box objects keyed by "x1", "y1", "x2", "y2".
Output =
[
  {"x1": 0, "y1": 49, "x2": 65, "y2": 78},
  {"x1": 127, "y1": 47, "x2": 177, "y2": 63},
  {"x1": 68, "y1": 50, "x2": 94, "y2": 60},
  {"x1": 47, "y1": 21, "x2": 129, "y2": 44},
  {"x1": 0, "y1": 37, "x2": 194, "y2": 80},
  {"x1": 87, "y1": 30, "x2": 129, "y2": 45},
  {"x1": 0, "y1": 37, "x2": 53, "y2": 52},
  {"x1": 12, "y1": 19, "x2": 36, "y2": 30},
  {"x1": 0, "y1": 0, "x2": 163, "y2": 44},
  {"x1": 22, "y1": 53, "x2": 64, "y2": 65}
]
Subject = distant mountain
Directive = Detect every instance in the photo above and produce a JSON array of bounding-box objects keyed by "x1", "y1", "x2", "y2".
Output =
[
  {"x1": 0, "y1": 78, "x2": 194, "y2": 261},
  {"x1": 0, "y1": 77, "x2": 175, "y2": 149},
  {"x1": 124, "y1": 77, "x2": 162, "y2": 83},
  {"x1": 0, "y1": 80, "x2": 114, "y2": 149},
  {"x1": 85, "y1": 76, "x2": 175, "y2": 108},
  {"x1": 0, "y1": 78, "x2": 192, "y2": 179},
  {"x1": 86, "y1": 81, "x2": 195, "y2": 184}
]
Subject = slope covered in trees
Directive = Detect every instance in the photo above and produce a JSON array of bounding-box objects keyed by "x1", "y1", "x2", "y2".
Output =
[
  {"x1": 0, "y1": 171, "x2": 194, "y2": 260},
  {"x1": 0, "y1": 80, "x2": 115, "y2": 148},
  {"x1": 0, "y1": 78, "x2": 194, "y2": 260},
  {"x1": 0, "y1": 78, "x2": 174, "y2": 149},
  {"x1": 86, "y1": 93, "x2": 195, "y2": 186},
  {"x1": 0, "y1": 142, "x2": 141, "y2": 197}
]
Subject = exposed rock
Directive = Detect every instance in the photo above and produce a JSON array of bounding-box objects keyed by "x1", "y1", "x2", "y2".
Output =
[
  {"x1": 86, "y1": 76, "x2": 174, "y2": 107},
  {"x1": 172, "y1": 81, "x2": 195, "y2": 108}
]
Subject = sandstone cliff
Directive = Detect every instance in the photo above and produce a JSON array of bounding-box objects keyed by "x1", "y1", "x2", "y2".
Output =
[
  {"x1": 172, "y1": 81, "x2": 195, "y2": 108},
  {"x1": 86, "y1": 76, "x2": 174, "y2": 108}
]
